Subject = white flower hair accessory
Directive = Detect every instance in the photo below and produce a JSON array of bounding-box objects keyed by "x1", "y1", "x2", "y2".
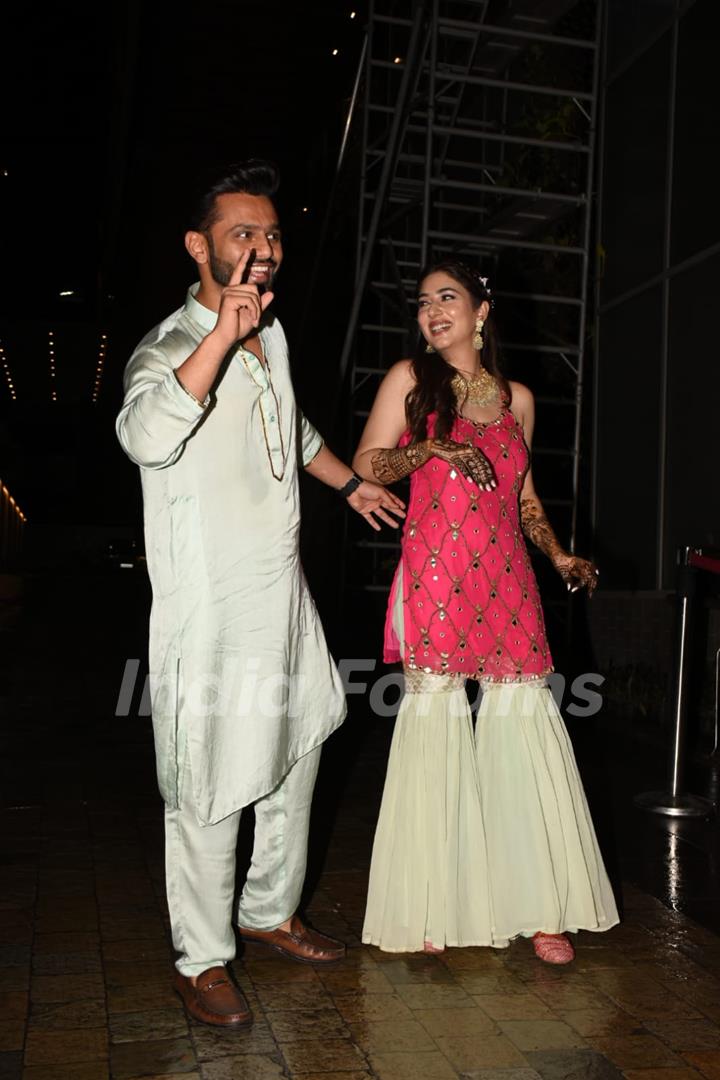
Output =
[{"x1": 473, "y1": 272, "x2": 493, "y2": 306}]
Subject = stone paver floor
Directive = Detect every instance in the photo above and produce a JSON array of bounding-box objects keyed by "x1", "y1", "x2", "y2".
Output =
[
  {"x1": 2, "y1": 573, "x2": 720, "y2": 1078},
  {"x1": 3, "y1": 795, "x2": 720, "y2": 1079}
]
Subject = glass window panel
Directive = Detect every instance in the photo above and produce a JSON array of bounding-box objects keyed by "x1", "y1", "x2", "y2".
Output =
[
  {"x1": 607, "y1": 0, "x2": 676, "y2": 76},
  {"x1": 665, "y1": 253, "x2": 720, "y2": 585},
  {"x1": 601, "y1": 33, "x2": 671, "y2": 302},
  {"x1": 596, "y1": 287, "x2": 662, "y2": 588},
  {"x1": 671, "y1": 0, "x2": 720, "y2": 264}
]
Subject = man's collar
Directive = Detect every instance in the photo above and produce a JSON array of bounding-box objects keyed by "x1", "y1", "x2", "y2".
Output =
[{"x1": 185, "y1": 282, "x2": 218, "y2": 333}]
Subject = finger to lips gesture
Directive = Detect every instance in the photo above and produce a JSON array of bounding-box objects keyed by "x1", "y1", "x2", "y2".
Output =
[{"x1": 216, "y1": 250, "x2": 274, "y2": 344}]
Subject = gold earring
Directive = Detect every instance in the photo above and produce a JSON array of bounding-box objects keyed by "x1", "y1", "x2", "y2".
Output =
[
  {"x1": 473, "y1": 317, "x2": 484, "y2": 351},
  {"x1": 425, "y1": 342, "x2": 435, "y2": 353}
]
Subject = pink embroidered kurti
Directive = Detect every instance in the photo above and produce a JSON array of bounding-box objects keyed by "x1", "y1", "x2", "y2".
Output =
[{"x1": 384, "y1": 406, "x2": 552, "y2": 682}]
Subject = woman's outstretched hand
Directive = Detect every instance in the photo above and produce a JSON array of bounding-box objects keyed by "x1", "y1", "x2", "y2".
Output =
[{"x1": 431, "y1": 439, "x2": 497, "y2": 491}]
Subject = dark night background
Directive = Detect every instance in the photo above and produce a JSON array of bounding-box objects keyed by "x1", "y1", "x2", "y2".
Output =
[
  {"x1": 0, "y1": 1, "x2": 362, "y2": 578},
  {"x1": 3, "y1": 5, "x2": 720, "y2": 1076},
  {"x1": 1, "y1": 0, "x2": 720, "y2": 733}
]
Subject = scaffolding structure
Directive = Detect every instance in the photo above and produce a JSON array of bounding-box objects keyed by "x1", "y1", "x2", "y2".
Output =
[{"x1": 341, "y1": 0, "x2": 602, "y2": 593}]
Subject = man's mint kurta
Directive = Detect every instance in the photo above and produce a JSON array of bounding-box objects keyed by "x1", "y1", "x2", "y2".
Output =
[{"x1": 117, "y1": 285, "x2": 346, "y2": 825}]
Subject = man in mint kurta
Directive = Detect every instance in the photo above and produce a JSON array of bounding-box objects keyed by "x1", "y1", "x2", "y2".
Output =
[
  {"x1": 120, "y1": 285, "x2": 340, "y2": 826},
  {"x1": 116, "y1": 160, "x2": 403, "y2": 1028}
]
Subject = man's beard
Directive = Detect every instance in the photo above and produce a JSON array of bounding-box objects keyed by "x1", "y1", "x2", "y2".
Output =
[
  {"x1": 208, "y1": 251, "x2": 236, "y2": 287},
  {"x1": 207, "y1": 238, "x2": 275, "y2": 291}
]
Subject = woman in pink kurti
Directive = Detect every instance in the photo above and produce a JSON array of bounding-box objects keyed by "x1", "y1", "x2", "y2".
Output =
[
  {"x1": 353, "y1": 260, "x2": 618, "y2": 960},
  {"x1": 383, "y1": 404, "x2": 551, "y2": 683}
]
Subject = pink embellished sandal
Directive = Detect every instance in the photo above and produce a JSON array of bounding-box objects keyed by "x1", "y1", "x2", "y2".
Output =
[
  {"x1": 423, "y1": 940, "x2": 445, "y2": 955},
  {"x1": 532, "y1": 932, "x2": 575, "y2": 964}
]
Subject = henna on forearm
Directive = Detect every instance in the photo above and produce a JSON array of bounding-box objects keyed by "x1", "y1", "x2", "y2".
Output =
[
  {"x1": 371, "y1": 441, "x2": 432, "y2": 484},
  {"x1": 521, "y1": 496, "x2": 599, "y2": 592},
  {"x1": 520, "y1": 497, "x2": 564, "y2": 562}
]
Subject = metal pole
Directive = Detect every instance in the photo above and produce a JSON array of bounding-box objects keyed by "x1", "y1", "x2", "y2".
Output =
[
  {"x1": 296, "y1": 33, "x2": 368, "y2": 352},
  {"x1": 712, "y1": 646, "x2": 720, "y2": 757},
  {"x1": 420, "y1": 0, "x2": 438, "y2": 269},
  {"x1": 657, "y1": 13, "x2": 679, "y2": 589},
  {"x1": 355, "y1": 10, "x2": 373, "y2": 289},
  {"x1": 334, "y1": 5, "x2": 427, "y2": 405},
  {"x1": 591, "y1": 0, "x2": 609, "y2": 546},
  {"x1": 635, "y1": 546, "x2": 714, "y2": 817},
  {"x1": 570, "y1": 0, "x2": 602, "y2": 556},
  {"x1": 670, "y1": 549, "x2": 695, "y2": 797},
  {"x1": 338, "y1": 35, "x2": 369, "y2": 179}
]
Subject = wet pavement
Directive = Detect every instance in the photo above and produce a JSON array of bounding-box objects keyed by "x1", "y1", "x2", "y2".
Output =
[{"x1": 2, "y1": 570, "x2": 720, "y2": 1079}]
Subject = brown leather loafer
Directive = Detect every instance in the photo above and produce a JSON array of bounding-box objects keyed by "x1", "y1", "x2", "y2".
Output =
[
  {"x1": 174, "y1": 965, "x2": 252, "y2": 1027},
  {"x1": 238, "y1": 914, "x2": 346, "y2": 964}
]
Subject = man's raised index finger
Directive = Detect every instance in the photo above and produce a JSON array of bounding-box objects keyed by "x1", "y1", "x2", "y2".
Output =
[{"x1": 229, "y1": 249, "x2": 252, "y2": 286}]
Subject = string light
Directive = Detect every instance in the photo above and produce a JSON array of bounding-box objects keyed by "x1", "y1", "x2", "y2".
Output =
[
  {"x1": 0, "y1": 482, "x2": 27, "y2": 524},
  {"x1": 93, "y1": 332, "x2": 107, "y2": 403},
  {"x1": 332, "y1": 48, "x2": 339, "y2": 56},
  {"x1": 48, "y1": 330, "x2": 57, "y2": 402},
  {"x1": 394, "y1": 56, "x2": 402, "y2": 64},
  {"x1": 350, "y1": 11, "x2": 356, "y2": 18},
  {"x1": 0, "y1": 343, "x2": 17, "y2": 401}
]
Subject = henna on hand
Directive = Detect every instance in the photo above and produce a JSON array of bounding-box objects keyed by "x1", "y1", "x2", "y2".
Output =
[
  {"x1": 371, "y1": 437, "x2": 497, "y2": 492},
  {"x1": 465, "y1": 453, "x2": 496, "y2": 489},
  {"x1": 521, "y1": 497, "x2": 598, "y2": 594},
  {"x1": 371, "y1": 441, "x2": 432, "y2": 484},
  {"x1": 431, "y1": 439, "x2": 497, "y2": 490},
  {"x1": 555, "y1": 555, "x2": 600, "y2": 595}
]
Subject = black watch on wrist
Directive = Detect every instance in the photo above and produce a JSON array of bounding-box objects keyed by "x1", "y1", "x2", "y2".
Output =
[{"x1": 338, "y1": 473, "x2": 363, "y2": 499}]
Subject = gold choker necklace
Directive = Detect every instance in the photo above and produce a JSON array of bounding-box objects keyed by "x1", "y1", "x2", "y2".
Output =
[{"x1": 451, "y1": 368, "x2": 499, "y2": 408}]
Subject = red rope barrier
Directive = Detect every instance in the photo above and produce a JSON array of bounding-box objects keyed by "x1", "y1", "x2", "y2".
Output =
[{"x1": 689, "y1": 552, "x2": 720, "y2": 576}]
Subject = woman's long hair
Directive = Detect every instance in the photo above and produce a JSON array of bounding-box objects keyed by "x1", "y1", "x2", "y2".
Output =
[{"x1": 405, "y1": 260, "x2": 506, "y2": 443}]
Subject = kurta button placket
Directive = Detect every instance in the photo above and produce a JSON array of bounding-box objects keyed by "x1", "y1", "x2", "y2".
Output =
[{"x1": 235, "y1": 339, "x2": 287, "y2": 481}]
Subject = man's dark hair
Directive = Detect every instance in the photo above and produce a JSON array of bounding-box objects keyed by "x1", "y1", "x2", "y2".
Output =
[{"x1": 188, "y1": 159, "x2": 280, "y2": 233}]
